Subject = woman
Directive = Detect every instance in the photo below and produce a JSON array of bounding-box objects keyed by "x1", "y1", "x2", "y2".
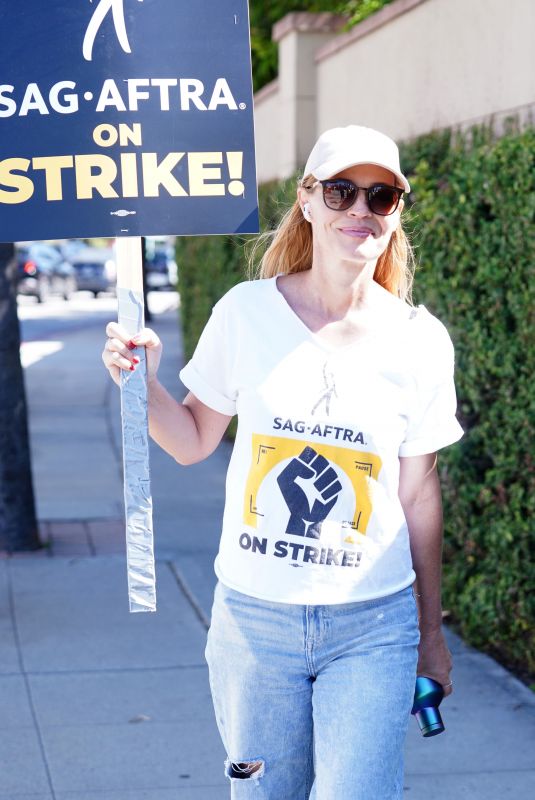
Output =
[{"x1": 103, "y1": 125, "x2": 463, "y2": 799}]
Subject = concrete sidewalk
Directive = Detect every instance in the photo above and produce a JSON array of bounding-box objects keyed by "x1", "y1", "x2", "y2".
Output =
[{"x1": 1, "y1": 294, "x2": 533, "y2": 799}]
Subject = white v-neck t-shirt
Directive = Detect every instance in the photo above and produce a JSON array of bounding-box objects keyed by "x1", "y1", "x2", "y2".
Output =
[{"x1": 179, "y1": 277, "x2": 463, "y2": 604}]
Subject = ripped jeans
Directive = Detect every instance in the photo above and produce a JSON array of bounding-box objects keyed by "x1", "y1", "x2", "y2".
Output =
[{"x1": 205, "y1": 581, "x2": 420, "y2": 799}]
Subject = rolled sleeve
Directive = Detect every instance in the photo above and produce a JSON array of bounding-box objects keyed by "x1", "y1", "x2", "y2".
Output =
[
  {"x1": 179, "y1": 297, "x2": 237, "y2": 416},
  {"x1": 400, "y1": 322, "x2": 464, "y2": 456},
  {"x1": 179, "y1": 362, "x2": 236, "y2": 415}
]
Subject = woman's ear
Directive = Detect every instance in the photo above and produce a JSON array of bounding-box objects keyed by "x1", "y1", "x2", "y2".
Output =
[
  {"x1": 297, "y1": 186, "x2": 307, "y2": 208},
  {"x1": 297, "y1": 187, "x2": 312, "y2": 221}
]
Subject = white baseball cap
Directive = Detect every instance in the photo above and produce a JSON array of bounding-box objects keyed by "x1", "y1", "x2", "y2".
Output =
[{"x1": 304, "y1": 125, "x2": 410, "y2": 193}]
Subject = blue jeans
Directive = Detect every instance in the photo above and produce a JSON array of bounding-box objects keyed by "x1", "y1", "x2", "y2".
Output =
[{"x1": 205, "y1": 581, "x2": 420, "y2": 799}]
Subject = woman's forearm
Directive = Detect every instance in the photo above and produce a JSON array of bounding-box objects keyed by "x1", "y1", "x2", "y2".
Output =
[
  {"x1": 399, "y1": 456, "x2": 445, "y2": 633},
  {"x1": 103, "y1": 322, "x2": 227, "y2": 466},
  {"x1": 147, "y1": 380, "x2": 232, "y2": 466},
  {"x1": 147, "y1": 379, "x2": 203, "y2": 465},
  {"x1": 408, "y1": 497, "x2": 444, "y2": 634}
]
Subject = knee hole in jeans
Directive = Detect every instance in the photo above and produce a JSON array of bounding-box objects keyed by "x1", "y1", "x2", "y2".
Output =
[{"x1": 226, "y1": 759, "x2": 265, "y2": 780}]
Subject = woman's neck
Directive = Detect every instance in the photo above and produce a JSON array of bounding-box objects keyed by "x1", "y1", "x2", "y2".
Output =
[{"x1": 302, "y1": 258, "x2": 379, "y2": 322}]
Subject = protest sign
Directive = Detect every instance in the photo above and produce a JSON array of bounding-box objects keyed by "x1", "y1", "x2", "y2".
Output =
[
  {"x1": 0, "y1": 0, "x2": 259, "y2": 241},
  {"x1": 0, "y1": 1, "x2": 259, "y2": 612}
]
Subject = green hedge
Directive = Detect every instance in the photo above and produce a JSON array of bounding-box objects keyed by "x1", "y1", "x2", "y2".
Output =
[
  {"x1": 176, "y1": 124, "x2": 535, "y2": 677},
  {"x1": 400, "y1": 125, "x2": 535, "y2": 678}
]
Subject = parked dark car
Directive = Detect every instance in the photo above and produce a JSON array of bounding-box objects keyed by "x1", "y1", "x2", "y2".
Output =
[
  {"x1": 70, "y1": 246, "x2": 116, "y2": 296},
  {"x1": 145, "y1": 247, "x2": 178, "y2": 290},
  {"x1": 16, "y1": 242, "x2": 77, "y2": 303}
]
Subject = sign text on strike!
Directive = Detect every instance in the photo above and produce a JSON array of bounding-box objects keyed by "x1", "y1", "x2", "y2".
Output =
[{"x1": 0, "y1": 123, "x2": 246, "y2": 205}]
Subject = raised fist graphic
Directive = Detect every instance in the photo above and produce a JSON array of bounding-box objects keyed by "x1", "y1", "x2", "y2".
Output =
[{"x1": 277, "y1": 447, "x2": 342, "y2": 538}]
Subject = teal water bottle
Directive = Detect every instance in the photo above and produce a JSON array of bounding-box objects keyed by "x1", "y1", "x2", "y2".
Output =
[{"x1": 411, "y1": 676, "x2": 445, "y2": 737}]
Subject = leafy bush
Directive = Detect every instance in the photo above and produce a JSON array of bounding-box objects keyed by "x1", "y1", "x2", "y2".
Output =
[
  {"x1": 400, "y1": 125, "x2": 535, "y2": 676},
  {"x1": 176, "y1": 124, "x2": 535, "y2": 677}
]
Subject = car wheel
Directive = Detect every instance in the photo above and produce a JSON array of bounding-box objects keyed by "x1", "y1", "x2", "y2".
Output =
[{"x1": 36, "y1": 277, "x2": 50, "y2": 303}]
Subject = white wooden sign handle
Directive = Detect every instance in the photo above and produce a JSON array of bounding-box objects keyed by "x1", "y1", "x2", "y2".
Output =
[{"x1": 115, "y1": 236, "x2": 156, "y2": 613}]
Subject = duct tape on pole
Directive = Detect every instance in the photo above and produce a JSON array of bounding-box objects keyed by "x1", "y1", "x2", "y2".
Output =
[{"x1": 116, "y1": 236, "x2": 156, "y2": 613}]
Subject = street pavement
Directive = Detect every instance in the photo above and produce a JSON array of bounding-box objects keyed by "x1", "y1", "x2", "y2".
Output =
[{"x1": 1, "y1": 290, "x2": 534, "y2": 799}]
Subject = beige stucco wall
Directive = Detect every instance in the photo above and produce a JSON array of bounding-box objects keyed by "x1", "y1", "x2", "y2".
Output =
[
  {"x1": 277, "y1": 29, "x2": 338, "y2": 177},
  {"x1": 253, "y1": 81, "x2": 281, "y2": 184},
  {"x1": 253, "y1": 0, "x2": 535, "y2": 183},
  {"x1": 317, "y1": 0, "x2": 535, "y2": 142},
  {"x1": 254, "y1": 14, "x2": 346, "y2": 183}
]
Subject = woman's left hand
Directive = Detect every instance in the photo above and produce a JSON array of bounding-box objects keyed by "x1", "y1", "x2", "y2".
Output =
[{"x1": 417, "y1": 627, "x2": 453, "y2": 697}]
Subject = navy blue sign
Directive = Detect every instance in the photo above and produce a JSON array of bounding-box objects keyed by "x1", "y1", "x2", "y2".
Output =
[{"x1": 0, "y1": 0, "x2": 259, "y2": 240}]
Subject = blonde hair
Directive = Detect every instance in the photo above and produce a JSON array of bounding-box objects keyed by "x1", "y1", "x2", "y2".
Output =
[{"x1": 250, "y1": 174, "x2": 415, "y2": 304}]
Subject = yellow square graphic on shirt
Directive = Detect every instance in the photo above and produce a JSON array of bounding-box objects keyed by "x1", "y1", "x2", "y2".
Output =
[{"x1": 243, "y1": 434, "x2": 382, "y2": 536}]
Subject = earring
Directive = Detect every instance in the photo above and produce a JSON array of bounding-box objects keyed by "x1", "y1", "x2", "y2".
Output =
[{"x1": 303, "y1": 203, "x2": 312, "y2": 222}]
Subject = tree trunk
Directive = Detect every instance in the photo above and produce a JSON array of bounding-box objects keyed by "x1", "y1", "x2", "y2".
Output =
[{"x1": 0, "y1": 242, "x2": 40, "y2": 552}]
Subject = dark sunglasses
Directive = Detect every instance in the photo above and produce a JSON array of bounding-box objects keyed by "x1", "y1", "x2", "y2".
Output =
[{"x1": 315, "y1": 179, "x2": 404, "y2": 216}]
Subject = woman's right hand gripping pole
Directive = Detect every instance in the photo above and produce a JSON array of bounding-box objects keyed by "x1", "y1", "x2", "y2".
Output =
[
  {"x1": 102, "y1": 322, "x2": 162, "y2": 387},
  {"x1": 101, "y1": 322, "x2": 232, "y2": 465}
]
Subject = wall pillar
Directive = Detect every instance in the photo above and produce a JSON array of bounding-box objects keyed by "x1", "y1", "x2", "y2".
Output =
[{"x1": 272, "y1": 13, "x2": 346, "y2": 178}]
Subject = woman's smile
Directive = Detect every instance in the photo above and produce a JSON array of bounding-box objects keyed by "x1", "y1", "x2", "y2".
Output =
[{"x1": 338, "y1": 226, "x2": 375, "y2": 239}]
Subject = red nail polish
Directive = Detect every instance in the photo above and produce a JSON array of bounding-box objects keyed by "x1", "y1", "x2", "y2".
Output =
[
  {"x1": 132, "y1": 357, "x2": 140, "y2": 364},
  {"x1": 127, "y1": 341, "x2": 136, "y2": 350},
  {"x1": 129, "y1": 364, "x2": 135, "y2": 371}
]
